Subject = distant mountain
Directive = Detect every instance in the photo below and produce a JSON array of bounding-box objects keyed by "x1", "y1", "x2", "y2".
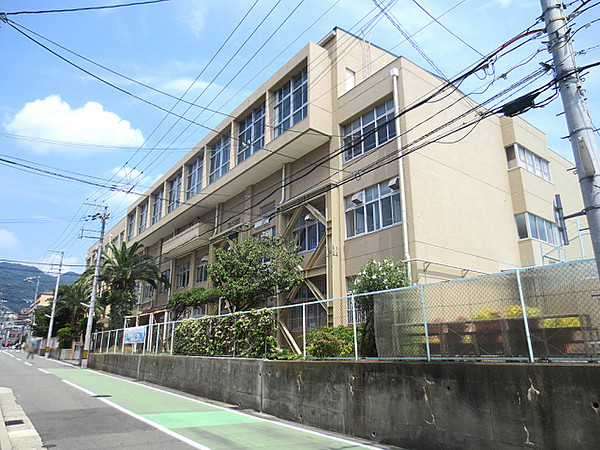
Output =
[{"x1": 0, "y1": 263, "x2": 81, "y2": 313}]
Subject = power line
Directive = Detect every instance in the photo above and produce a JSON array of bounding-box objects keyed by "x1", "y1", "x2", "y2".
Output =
[
  {"x1": 409, "y1": 0, "x2": 483, "y2": 57},
  {"x1": 3, "y1": 0, "x2": 169, "y2": 16}
]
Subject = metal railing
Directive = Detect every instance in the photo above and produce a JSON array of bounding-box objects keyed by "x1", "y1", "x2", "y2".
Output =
[{"x1": 92, "y1": 259, "x2": 600, "y2": 362}]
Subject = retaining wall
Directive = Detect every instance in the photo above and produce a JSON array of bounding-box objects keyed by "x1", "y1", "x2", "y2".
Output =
[{"x1": 89, "y1": 354, "x2": 600, "y2": 449}]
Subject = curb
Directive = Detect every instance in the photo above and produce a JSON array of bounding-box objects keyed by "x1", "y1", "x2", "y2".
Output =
[{"x1": 0, "y1": 387, "x2": 43, "y2": 449}]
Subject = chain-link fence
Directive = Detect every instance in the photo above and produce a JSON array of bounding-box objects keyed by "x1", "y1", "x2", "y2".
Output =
[{"x1": 92, "y1": 259, "x2": 600, "y2": 362}]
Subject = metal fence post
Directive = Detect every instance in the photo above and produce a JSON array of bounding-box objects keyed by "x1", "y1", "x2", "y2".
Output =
[
  {"x1": 170, "y1": 321, "x2": 175, "y2": 355},
  {"x1": 99, "y1": 331, "x2": 104, "y2": 354},
  {"x1": 351, "y1": 294, "x2": 359, "y2": 361},
  {"x1": 121, "y1": 328, "x2": 126, "y2": 353},
  {"x1": 114, "y1": 330, "x2": 118, "y2": 354},
  {"x1": 515, "y1": 268, "x2": 535, "y2": 363},
  {"x1": 302, "y1": 302, "x2": 307, "y2": 359},
  {"x1": 142, "y1": 325, "x2": 147, "y2": 354},
  {"x1": 155, "y1": 323, "x2": 161, "y2": 354},
  {"x1": 420, "y1": 286, "x2": 431, "y2": 362}
]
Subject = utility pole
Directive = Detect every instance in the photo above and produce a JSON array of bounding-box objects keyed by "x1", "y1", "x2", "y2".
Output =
[
  {"x1": 540, "y1": 0, "x2": 600, "y2": 276},
  {"x1": 82, "y1": 204, "x2": 110, "y2": 369},
  {"x1": 45, "y1": 249, "x2": 64, "y2": 358}
]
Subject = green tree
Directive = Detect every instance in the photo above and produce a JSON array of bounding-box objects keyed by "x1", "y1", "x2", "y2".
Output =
[
  {"x1": 351, "y1": 258, "x2": 410, "y2": 357},
  {"x1": 208, "y1": 237, "x2": 304, "y2": 312},
  {"x1": 167, "y1": 286, "x2": 222, "y2": 319},
  {"x1": 99, "y1": 241, "x2": 168, "y2": 329}
]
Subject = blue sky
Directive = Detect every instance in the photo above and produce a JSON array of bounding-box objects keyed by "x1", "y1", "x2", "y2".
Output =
[{"x1": 0, "y1": 0, "x2": 598, "y2": 274}]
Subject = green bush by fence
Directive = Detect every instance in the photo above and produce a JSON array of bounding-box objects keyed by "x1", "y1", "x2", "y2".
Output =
[{"x1": 173, "y1": 309, "x2": 277, "y2": 358}]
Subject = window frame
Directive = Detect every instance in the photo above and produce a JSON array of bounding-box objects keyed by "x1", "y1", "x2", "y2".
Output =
[
  {"x1": 237, "y1": 103, "x2": 265, "y2": 163},
  {"x1": 175, "y1": 262, "x2": 190, "y2": 289},
  {"x1": 292, "y1": 215, "x2": 326, "y2": 252},
  {"x1": 186, "y1": 156, "x2": 204, "y2": 200},
  {"x1": 506, "y1": 144, "x2": 552, "y2": 182},
  {"x1": 137, "y1": 202, "x2": 148, "y2": 234},
  {"x1": 515, "y1": 212, "x2": 558, "y2": 245},
  {"x1": 159, "y1": 269, "x2": 170, "y2": 294},
  {"x1": 343, "y1": 99, "x2": 396, "y2": 162},
  {"x1": 209, "y1": 134, "x2": 230, "y2": 184},
  {"x1": 151, "y1": 190, "x2": 163, "y2": 225},
  {"x1": 195, "y1": 258, "x2": 208, "y2": 284},
  {"x1": 345, "y1": 178, "x2": 401, "y2": 238},
  {"x1": 127, "y1": 212, "x2": 136, "y2": 241},
  {"x1": 167, "y1": 174, "x2": 182, "y2": 213},
  {"x1": 273, "y1": 68, "x2": 308, "y2": 138}
]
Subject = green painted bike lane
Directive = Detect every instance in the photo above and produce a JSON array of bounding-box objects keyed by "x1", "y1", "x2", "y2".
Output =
[{"x1": 48, "y1": 367, "x2": 375, "y2": 449}]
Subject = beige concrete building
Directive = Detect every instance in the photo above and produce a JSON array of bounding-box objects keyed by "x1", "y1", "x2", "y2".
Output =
[{"x1": 87, "y1": 28, "x2": 592, "y2": 330}]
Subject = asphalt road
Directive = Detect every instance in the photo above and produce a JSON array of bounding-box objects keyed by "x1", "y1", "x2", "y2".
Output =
[
  {"x1": 0, "y1": 349, "x2": 192, "y2": 449},
  {"x1": 0, "y1": 349, "x2": 386, "y2": 449}
]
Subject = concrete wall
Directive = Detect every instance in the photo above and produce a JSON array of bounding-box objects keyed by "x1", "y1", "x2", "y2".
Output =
[{"x1": 89, "y1": 354, "x2": 600, "y2": 449}]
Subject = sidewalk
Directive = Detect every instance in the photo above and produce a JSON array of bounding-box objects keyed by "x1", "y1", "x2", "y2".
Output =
[{"x1": 0, "y1": 387, "x2": 43, "y2": 450}]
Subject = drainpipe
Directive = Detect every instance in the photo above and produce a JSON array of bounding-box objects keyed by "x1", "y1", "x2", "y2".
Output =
[
  {"x1": 391, "y1": 67, "x2": 412, "y2": 282},
  {"x1": 212, "y1": 203, "x2": 220, "y2": 238}
]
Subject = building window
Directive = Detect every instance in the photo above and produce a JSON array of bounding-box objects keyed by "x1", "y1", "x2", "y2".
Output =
[
  {"x1": 343, "y1": 99, "x2": 396, "y2": 162},
  {"x1": 167, "y1": 174, "x2": 182, "y2": 213},
  {"x1": 238, "y1": 104, "x2": 265, "y2": 163},
  {"x1": 175, "y1": 262, "x2": 190, "y2": 289},
  {"x1": 151, "y1": 190, "x2": 163, "y2": 225},
  {"x1": 345, "y1": 178, "x2": 401, "y2": 238},
  {"x1": 506, "y1": 144, "x2": 552, "y2": 182},
  {"x1": 196, "y1": 258, "x2": 208, "y2": 284},
  {"x1": 143, "y1": 282, "x2": 155, "y2": 299},
  {"x1": 347, "y1": 297, "x2": 367, "y2": 325},
  {"x1": 186, "y1": 156, "x2": 203, "y2": 199},
  {"x1": 127, "y1": 212, "x2": 136, "y2": 241},
  {"x1": 138, "y1": 202, "x2": 148, "y2": 234},
  {"x1": 159, "y1": 270, "x2": 170, "y2": 294},
  {"x1": 260, "y1": 201, "x2": 276, "y2": 216},
  {"x1": 515, "y1": 213, "x2": 558, "y2": 245},
  {"x1": 273, "y1": 68, "x2": 307, "y2": 138},
  {"x1": 289, "y1": 280, "x2": 327, "y2": 331},
  {"x1": 209, "y1": 134, "x2": 230, "y2": 184},
  {"x1": 293, "y1": 214, "x2": 325, "y2": 252},
  {"x1": 253, "y1": 227, "x2": 276, "y2": 263}
]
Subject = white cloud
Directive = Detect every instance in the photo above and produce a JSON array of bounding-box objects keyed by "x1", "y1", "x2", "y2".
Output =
[
  {"x1": 0, "y1": 229, "x2": 18, "y2": 249},
  {"x1": 180, "y1": 0, "x2": 208, "y2": 37},
  {"x1": 4, "y1": 95, "x2": 144, "y2": 153}
]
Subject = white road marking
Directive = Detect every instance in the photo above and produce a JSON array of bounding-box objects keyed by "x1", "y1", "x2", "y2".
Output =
[
  {"x1": 61, "y1": 379, "x2": 96, "y2": 396},
  {"x1": 98, "y1": 397, "x2": 211, "y2": 450},
  {"x1": 38, "y1": 368, "x2": 50, "y2": 374},
  {"x1": 91, "y1": 370, "x2": 378, "y2": 449},
  {"x1": 24, "y1": 362, "x2": 33, "y2": 366}
]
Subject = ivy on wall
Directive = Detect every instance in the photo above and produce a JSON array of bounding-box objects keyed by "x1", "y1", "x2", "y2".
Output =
[{"x1": 173, "y1": 309, "x2": 277, "y2": 358}]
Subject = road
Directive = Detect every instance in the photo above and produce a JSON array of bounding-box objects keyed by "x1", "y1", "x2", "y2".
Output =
[{"x1": 0, "y1": 349, "x2": 386, "y2": 449}]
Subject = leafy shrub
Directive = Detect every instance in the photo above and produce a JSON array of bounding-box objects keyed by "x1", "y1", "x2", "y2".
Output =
[
  {"x1": 269, "y1": 348, "x2": 303, "y2": 360},
  {"x1": 505, "y1": 305, "x2": 541, "y2": 318},
  {"x1": 472, "y1": 308, "x2": 501, "y2": 320},
  {"x1": 543, "y1": 316, "x2": 581, "y2": 328},
  {"x1": 56, "y1": 326, "x2": 74, "y2": 348},
  {"x1": 306, "y1": 326, "x2": 355, "y2": 358},
  {"x1": 173, "y1": 309, "x2": 277, "y2": 358}
]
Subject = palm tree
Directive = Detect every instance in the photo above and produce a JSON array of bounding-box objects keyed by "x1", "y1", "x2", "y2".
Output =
[{"x1": 99, "y1": 241, "x2": 168, "y2": 328}]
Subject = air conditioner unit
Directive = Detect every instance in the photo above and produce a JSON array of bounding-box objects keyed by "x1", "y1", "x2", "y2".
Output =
[
  {"x1": 351, "y1": 192, "x2": 364, "y2": 204},
  {"x1": 388, "y1": 177, "x2": 400, "y2": 190},
  {"x1": 304, "y1": 213, "x2": 315, "y2": 222}
]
